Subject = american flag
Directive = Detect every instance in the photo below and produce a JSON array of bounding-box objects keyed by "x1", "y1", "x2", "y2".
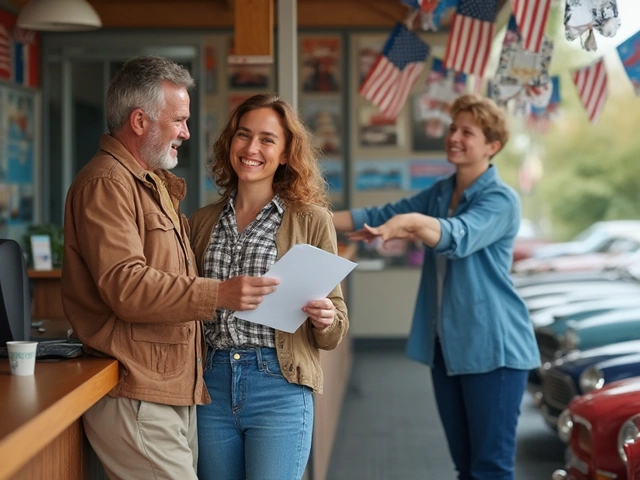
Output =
[
  {"x1": 512, "y1": 0, "x2": 551, "y2": 53},
  {"x1": 571, "y1": 59, "x2": 608, "y2": 124},
  {"x1": 359, "y1": 24, "x2": 430, "y2": 119},
  {"x1": 443, "y1": 0, "x2": 498, "y2": 77},
  {"x1": 525, "y1": 76, "x2": 560, "y2": 134},
  {"x1": 0, "y1": 24, "x2": 10, "y2": 80}
]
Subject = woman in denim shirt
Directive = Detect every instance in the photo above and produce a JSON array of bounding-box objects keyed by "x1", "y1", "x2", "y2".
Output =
[{"x1": 333, "y1": 94, "x2": 539, "y2": 480}]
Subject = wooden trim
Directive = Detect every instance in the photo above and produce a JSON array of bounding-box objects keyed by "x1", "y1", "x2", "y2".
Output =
[
  {"x1": 27, "y1": 269, "x2": 62, "y2": 279},
  {"x1": 234, "y1": 0, "x2": 273, "y2": 57},
  {"x1": 0, "y1": 358, "x2": 119, "y2": 480}
]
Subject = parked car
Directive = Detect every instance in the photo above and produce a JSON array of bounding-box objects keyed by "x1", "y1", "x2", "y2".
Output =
[
  {"x1": 561, "y1": 309, "x2": 640, "y2": 354},
  {"x1": 514, "y1": 237, "x2": 640, "y2": 275},
  {"x1": 518, "y1": 281, "x2": 640, "y2": 308},
  {"x1": 552, "y1": 377, "x2": 640, "y2": 480},
  {"x1": 526, "y1": 287, "x2": 640, "y2": 315},
  {"x1": 513, "y1": 219, "x2": 551, "y2": 262},
  {"x1": 512, "y1": 269, "x2": 628, "y2": 289},
  {"x1": 623, "y1": 434, "x2": 640, "y2": 480},
  {"x1": 538, "y1": 344, "x2": 640, "y2": 430},
  {"x1": 531, "y1": 297, "x2": 640, "y2": 329},
  {"x1": 533, "y1": 220, "x2": 640, "y2": 259}
]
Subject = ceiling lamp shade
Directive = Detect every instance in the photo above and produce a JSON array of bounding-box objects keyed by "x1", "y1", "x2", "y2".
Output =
[{"x1": 17, "y1": 0, "x2": 102, "y2": 32}]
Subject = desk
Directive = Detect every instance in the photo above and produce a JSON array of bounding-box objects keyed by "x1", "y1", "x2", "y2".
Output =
[{"x1": 0, "y1": 358, "x2": 119, "y2": 480}]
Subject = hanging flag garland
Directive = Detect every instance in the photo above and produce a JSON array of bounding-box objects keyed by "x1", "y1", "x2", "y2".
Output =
[
  {"x1": 526, "y1": 76, "x2": 561, "y2": 135},
  {"x1": 564, "y1": 0, "x2": 620, "y2": 52},
  {"x1": 443, "y1": 0, "x2": 499, "y2": 77},
  {"x1": 617, "y1": 30, "x2": 640, "y2": 96},
  {"x1": 492, "y1": 16, "x2": 553, "y2": 108},
  {"x1": 359, "y1": 24, "x2": 430, "y2": 119},
  {"x1": 571, "y1": 58, "x2": 608, "y2": 124},
  {"x1": 511, "y1": 0, "x2": 552, "y2": 53},
  {"x1": 414, "y1": 58, "x2": 467, "y2": 138}
]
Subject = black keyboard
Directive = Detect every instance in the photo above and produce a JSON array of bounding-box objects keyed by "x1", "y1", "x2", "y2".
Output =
[{"x1": 0, "y1": 341, "x2": 83, "y2": 360}]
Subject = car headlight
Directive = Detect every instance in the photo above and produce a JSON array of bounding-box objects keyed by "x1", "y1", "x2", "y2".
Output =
[
  {"x1": 562, "y1": 327, "x2": 580, "y2": 351},
  {"x1": 579, "y1": 366, "x2": 605, "y2": 393},
  {"x1": 558, "y1": 409, "x2": 573, "y2": 443},
  {"x1": 618, "y1": 414, "x2": 640, "y2": 464}
]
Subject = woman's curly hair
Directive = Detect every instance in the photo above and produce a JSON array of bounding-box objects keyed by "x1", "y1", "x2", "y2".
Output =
[{"x1": 208, "y1": 93, "x2": 328, "y2": 209}]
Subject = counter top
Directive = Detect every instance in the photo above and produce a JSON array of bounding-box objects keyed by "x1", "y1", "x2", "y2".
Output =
[{"x1": 0, "y1": 357, "x2": 119, "y2": 480}]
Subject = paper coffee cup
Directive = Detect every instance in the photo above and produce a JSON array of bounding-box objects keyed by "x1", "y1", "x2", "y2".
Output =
[{"x1": 6, "y1": 341, "x2": 38, "y2": 376}]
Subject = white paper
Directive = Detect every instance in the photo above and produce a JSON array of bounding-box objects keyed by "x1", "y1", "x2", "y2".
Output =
[
  {"x1": 234, "y1": 244, "x2": 357, "y2": 333},
  {"x1": 30, "y1": 235, "x2": 53, "y2": 270}
]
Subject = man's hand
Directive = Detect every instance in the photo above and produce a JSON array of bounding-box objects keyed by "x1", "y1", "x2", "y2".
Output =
[
  {"x1": 303, "y1": 298, "x2": 335, "y2": 331},
  {"x1": 217, "y1": 276, "x2": 279, "y2": 311}
]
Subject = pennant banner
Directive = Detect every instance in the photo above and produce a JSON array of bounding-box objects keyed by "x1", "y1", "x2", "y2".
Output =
[
  {"x1": 414, "y1": 58, "x2": 466, "y2": 137},
  {"x1": 564, "y1": 0, "x2": 620, "y2": 52},
  {"x1": 512, "y1": 0, "x2": 551, "y2": 53},
  {"x1": 571, "y1": 58, "x2": 608, "y2": 124},
  {"x1": 359, "y1": 24, "x2": 430, "y2": 119},
  {"x1": 492, "y1": 16, "x2": 553, "y2": 107},
  {"x1": 617, "y1": 30, "x2": 640, "y2": 97},
  {"x1": 526, "y1": 76, "x2": 561, "y2": 134},
  {"x1": 443, "y1": 0, "x2": 498, "y2": 77}
]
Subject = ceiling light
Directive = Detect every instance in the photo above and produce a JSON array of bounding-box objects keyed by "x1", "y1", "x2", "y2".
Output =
[{"x1": 17, "y1": 0, "x2": 102, "y2": 32}]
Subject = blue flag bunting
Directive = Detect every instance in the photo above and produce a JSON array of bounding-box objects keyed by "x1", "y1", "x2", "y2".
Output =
[{"x1": 617, "y1": 29, "x2": 640, "y2": 96}]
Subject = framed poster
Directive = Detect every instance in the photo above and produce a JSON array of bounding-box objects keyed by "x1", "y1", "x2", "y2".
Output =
[
  {"x1": 301, "y1": 36, "x2": 341, "y2": 93},
  {"x1": 302, "y1": 97, "x2": 342, "y2": 155},
  {"x1": 0, "y1": 85, "x2": 38, "y2": 242},
  {"x1": 358, "y1": 106, "x2": 398, "y2": 147}
]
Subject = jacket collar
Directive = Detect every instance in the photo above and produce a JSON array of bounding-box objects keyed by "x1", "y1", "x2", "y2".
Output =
[
  {"x1": 443, "y1": 164, "x2": 499, "y2": 201},
  {"x1": 99, "y1": 134, "x2": 186, "y2": 201}
]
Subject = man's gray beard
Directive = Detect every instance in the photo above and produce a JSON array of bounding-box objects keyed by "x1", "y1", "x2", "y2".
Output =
[{"x1": 141, "y1": 125, "x2": 178, "y2": 170}]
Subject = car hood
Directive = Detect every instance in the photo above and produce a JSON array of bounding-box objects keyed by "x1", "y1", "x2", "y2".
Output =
[{"x1": 533, "y1": 242, "x2": 585, "y2": 259}]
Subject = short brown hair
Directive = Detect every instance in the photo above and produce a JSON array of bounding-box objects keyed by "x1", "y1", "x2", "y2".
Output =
[
  {"x1": 450, "y1": 94, "x2": 509, "y2": 152},
  {"x1": 209, "y1": 93, "x2": 328, "y2": 209}
]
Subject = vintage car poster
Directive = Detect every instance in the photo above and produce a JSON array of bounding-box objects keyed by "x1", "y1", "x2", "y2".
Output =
[
  {"x1": 358, "y1": 105, "x2": 398, "y2": 147},
  {"x1": 301, "y1": 36, "x2": 341, "y2": 93},
  {"x1": 302, "y1": 97, "x2": 342, "y2": 155},
  {"x1": 354, "y1": 160, "x2": 408, "y2": 191}
]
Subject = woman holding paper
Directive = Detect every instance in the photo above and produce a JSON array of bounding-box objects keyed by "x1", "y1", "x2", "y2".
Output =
[
  {"x1": 189, "y1": 93, "x2": 348, "y2": 480},
  {"x1": 333, "y1": 95, "x2": 539, "y2": 480}
]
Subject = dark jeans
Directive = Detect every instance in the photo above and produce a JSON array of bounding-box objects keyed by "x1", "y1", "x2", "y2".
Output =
[{"x1": 431, "y1": 340, "x2": 528, "y2": 480}]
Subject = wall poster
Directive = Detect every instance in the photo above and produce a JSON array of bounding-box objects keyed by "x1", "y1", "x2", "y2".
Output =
[{"x1": 0, "y1": 84, "x2": 38, "y2": 242}]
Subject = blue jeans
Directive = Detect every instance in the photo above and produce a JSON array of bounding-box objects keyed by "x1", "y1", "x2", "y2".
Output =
[
  {"x1": 197, "y1": 347, "x2": 314, "y2": 480},
  {"x1": 431, "y1": 340, "x2": 528, "y2": 480}
]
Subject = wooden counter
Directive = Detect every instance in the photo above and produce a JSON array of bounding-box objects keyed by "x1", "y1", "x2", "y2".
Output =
[{"x1": 0, "y1": 357, "x2": 119, "y2": 480}]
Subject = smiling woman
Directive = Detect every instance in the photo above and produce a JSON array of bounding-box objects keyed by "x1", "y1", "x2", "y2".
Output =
[{"x1": 188, "y1": 93, "x2": 349, "y2": 480}]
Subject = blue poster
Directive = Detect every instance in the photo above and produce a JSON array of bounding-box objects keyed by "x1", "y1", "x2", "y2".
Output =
[
  {"x1": 0, "y1": 85, "x2": 37, "y2": 241},
  {"x1": 617, "y1": 30, "x2": 640, "y2": 96}
]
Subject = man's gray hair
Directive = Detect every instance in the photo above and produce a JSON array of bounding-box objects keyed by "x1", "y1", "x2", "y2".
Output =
[{"x1": 106, "y1": 56, "x2": 195, "y2": 133}]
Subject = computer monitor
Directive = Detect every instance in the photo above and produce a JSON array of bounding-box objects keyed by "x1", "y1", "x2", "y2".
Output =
[{"x1": 0, "y1": 239, "x2": 31, "y2": 343}]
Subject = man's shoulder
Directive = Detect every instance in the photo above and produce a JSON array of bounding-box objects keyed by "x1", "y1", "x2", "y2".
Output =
[{"x1": 71, "y1": 150, "x2": 133, "y2": 190}]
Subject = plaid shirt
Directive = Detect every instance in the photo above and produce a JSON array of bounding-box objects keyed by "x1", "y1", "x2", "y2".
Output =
[{"x1": 203, "y1": 192, "x2": 284, "y2": 349}]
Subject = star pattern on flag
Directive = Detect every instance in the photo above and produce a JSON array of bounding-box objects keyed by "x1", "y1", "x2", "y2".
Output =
[{"x1": 359, "y1": 24, "x2": 430, "y2": 119}]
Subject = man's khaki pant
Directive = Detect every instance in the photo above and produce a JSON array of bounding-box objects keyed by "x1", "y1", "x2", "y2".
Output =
[{"x1": 83, "y1": 395, "x2": 198, "y2": 480}]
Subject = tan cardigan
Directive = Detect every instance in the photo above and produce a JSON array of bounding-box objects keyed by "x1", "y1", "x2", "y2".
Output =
[{"x1": 189, "y1": 201, "x2": 349, "y2": 394}]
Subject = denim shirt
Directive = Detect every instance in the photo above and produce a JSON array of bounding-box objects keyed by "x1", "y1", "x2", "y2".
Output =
[{"x1": 351, "y1": 165, "x2": 540, "y2": 375}]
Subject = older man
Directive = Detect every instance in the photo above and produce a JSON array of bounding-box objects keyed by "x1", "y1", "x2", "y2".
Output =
[{"x1": 62, "y1": 56, "x2": 278, "y2": 480}]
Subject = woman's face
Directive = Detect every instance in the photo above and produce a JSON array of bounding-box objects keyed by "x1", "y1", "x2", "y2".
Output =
[
  {"x1": 230, "y1": 107, "x2": 287, "y2": 188},
  {"x1": 445, "y1": 111, "x2": 500, "y2": 168}
]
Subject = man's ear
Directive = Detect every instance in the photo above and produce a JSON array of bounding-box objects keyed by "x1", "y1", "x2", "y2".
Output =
[{"x1": 130, "y1": 108, "x2": 147, "y2": 136}]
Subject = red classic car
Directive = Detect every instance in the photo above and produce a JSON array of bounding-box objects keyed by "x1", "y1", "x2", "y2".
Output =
[
  {"x1": 552, "y1": 377, "x2": 640, "y2": 480},
  {"x1": 624, "y1": 434, "x2": 640, "y2": 480}
]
